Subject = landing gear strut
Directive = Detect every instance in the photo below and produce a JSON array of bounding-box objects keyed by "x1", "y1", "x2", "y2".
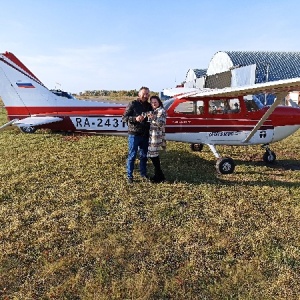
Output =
[
  {"x1": 190, "y1": 143, "x2": 236, "y2": 174},
  {"x1": 208, "y1": 144, "x2": 235, "y2": 174}
]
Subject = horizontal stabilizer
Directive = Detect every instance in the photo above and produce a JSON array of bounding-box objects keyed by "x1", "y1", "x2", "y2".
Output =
[
  {"x1": 0, "y1": 116, "x2": 63, "y2": 132},
  {"x1": 14, "y1": 116, "x2": 63, "y2": 126},
  {"x1": 0, "y1": 119, "x2": 19, "y2": 131}
]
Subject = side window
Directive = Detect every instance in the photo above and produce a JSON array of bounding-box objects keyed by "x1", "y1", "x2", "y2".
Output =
[
  {"x1": 209, "y1": 98, "x2": 240, "y2": 114},
  {"x1": 174, "y1": 101, "x2": 194, "y2": 114},
  {"x1": 196, "y1": 100, "x2": 204, "y2": 115},
  {"x1": 244, "y1": 96, "x2": 264, "y2": 112},
  {"x1": 174, "y1": 100, "x2": 205, "y2": 115}
]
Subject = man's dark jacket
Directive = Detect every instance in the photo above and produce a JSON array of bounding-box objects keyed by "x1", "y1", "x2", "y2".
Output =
[{"x1": 122, "y1": 99, "x2": 152, "y2": 137}]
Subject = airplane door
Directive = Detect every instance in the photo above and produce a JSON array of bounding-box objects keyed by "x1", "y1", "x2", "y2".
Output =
[
  {"x1": 166, "y1": 99, "x2": 208, "y2": 143},
  {"x1": 206, "y1": 98, "x2": 246, "y2": 144}
]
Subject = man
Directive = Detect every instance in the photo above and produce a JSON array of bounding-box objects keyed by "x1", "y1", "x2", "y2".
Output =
[{"x1": 122, "y1": 86, "x2": 152, "y2": 183}]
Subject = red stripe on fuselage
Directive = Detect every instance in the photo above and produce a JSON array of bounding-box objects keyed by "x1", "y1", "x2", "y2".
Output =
[{"x1": 5, "y1": 106, "x2": 126, "y2": 118}]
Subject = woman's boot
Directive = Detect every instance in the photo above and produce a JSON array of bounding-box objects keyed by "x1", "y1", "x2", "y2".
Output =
[{"x1": 150, "y1": 156, "x2": 165, "y2": 183}]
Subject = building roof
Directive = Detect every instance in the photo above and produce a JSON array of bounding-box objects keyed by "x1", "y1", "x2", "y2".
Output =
[
  {"x1": 193, "y1": 68, "x2": 207, "y2": 78},
  {"x1": 209, "y1": 51, "x2": 300, "y2": 83}
]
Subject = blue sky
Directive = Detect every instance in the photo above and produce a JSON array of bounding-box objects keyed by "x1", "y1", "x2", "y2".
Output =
[{"x1": 1, "y1": 0, "x2": 300, "y2": 94}]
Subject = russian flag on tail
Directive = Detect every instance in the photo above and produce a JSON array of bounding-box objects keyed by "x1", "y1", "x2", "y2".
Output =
[{"x1": 16, "y1": 82, "x2": 35, "y2": 88}]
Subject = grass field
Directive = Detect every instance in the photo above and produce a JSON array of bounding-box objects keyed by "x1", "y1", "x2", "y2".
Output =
[{"x1": 0, "y1": 103, "x2": 300, "y2": 299}]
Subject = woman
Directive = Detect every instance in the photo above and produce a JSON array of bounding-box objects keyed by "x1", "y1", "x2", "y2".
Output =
[{"x1": 147, "y1": 95, "x2": 166, "y2": 183}]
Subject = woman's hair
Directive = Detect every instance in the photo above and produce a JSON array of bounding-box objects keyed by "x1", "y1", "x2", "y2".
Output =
[{"x1": 150, "y1": 95, "x2": 164, "y2": 108}]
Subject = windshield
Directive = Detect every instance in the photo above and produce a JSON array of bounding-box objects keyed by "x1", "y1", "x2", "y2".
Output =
[{"x1": 163, "y1": 98, "x2": 175, "y2": 111}]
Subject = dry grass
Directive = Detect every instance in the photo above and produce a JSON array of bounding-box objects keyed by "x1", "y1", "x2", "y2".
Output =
[{"x1": 0, "y1": 104, "x2": 300, "y2": 299}]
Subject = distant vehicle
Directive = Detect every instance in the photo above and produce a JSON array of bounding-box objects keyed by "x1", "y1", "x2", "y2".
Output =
[{"x1": 1, "y1": 51, "x2": 300, "y2": 174}]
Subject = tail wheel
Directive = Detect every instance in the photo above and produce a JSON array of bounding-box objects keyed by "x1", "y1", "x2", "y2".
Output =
[
  {"x1": 190, "y1": 143, "x2": 204, "y2": 152},
  {"x1": 263, "y1": 150, "x2": 276, "y2": 163},
  {"x1": 216, "y1": 157, "x2": 235, "y2": 174},
  {"x1": 20, "y1": 126, "x2": 37, "y2": 134}
]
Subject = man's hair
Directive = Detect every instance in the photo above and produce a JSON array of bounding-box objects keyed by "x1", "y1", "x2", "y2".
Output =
[{"x1": 139, "y1": 86, "x2": 149, "y2": 93}]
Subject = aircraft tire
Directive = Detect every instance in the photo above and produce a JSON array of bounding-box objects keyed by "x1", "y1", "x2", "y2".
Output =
[
  {"x1": 216, "y1": 157, "x2": 235, "y2": 174},
  {"x1": 20, "y1": 126, "x2": 37, "y2": 134},
  {"x1": 263, "y1": 150, "x2": 276, "y2": 163},
  {"x1": 190, "y1": 143, "x2": 204, "y2": 152}
]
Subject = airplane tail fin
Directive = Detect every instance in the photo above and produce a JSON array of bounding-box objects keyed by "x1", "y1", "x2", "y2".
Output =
[
  {"x1": 0, "y1": 52, "x2": 58, "y2": 119},
  {"x1": 0, "y1": 51, "x2": 126, "y2": 124},
  {"x1": 3, "y1": 52, "x2": 42, "y2": 82}
]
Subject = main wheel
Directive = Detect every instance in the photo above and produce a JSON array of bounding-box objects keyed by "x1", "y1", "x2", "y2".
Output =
[
  {"x1": 20, "y1": 126, "x2": 37, "y2": 134},
  {"x1": 216, "y1": 157, "x2": 235, "y2": 174},
  {"x1": 190, "y1": 143, "x2": 204, "y2": 152},
  {"x1": 263, "y1": 150, "x2": 276, "y2": 163}
]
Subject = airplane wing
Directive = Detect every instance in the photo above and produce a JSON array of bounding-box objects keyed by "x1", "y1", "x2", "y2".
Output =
[
  {"x1": 0, "y1": 116, "x2": 63, "y2": 131},
  {"x1": 163, "y1": 87, "x2": 214, "y2": 98},
  {"x1": 165, "y1": 78, "x2": 300, "y2": 143},
  {"x1": 164, "y1": 77, "x2": 300, "y2": 99}
]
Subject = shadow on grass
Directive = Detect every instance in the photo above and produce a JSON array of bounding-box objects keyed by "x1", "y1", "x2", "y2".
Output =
[
  {"x1": 236, "y1": 158, "x2": 300, "y2": 172},
  {"x1": 160, "y1": 150, "x2": 218, "y2": 184},
  {"x1": 159, "y1": 149, "x2": 300, "y2": 188},
  {"x1": 219, "y1": 158, "x2": 300, "y2": 188}
]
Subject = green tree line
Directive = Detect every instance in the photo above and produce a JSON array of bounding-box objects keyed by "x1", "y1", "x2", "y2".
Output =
[{"x1": 78, "y1": 89, "x2": 141, "y2": 97}]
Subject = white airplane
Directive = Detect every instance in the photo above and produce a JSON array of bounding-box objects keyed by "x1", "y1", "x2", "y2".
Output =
[{"x1": 1, "y1": 51, "x2": 300, "y2": 174}]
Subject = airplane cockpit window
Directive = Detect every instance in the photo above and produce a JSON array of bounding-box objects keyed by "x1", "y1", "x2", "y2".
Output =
[
  {"x1": 209, "y1": 98, "x2": 240, "y2": 114},
  {"x1": 244, "y1": 95, "x2": 264, "y2": 112},
  {"x1": 174, "y1": 100, "x2": 204, "y2": 115}
]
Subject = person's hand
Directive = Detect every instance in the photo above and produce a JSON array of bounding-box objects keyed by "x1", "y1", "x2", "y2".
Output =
[{"x1": 136, "y1": 115, "x2": 145, "y2": 122}]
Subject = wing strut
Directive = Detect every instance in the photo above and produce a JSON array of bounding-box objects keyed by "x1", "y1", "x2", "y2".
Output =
[{"x1": 243, "y1": 92, "x2": 287, "y2": 143}]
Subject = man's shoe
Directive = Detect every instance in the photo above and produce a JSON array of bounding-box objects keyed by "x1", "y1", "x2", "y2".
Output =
[{"x1": 127, "y1": 178, "x2": 133, "y2": 184}]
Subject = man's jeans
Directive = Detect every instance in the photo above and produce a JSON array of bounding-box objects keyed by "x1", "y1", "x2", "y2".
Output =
[{"x1": 127, "y1": 134, "x2": 148, "y2": 179}]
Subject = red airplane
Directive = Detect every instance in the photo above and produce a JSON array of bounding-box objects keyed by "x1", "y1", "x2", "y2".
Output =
[{"x1": 1, "y1": 51, "x2": 300, "y2": 174}]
